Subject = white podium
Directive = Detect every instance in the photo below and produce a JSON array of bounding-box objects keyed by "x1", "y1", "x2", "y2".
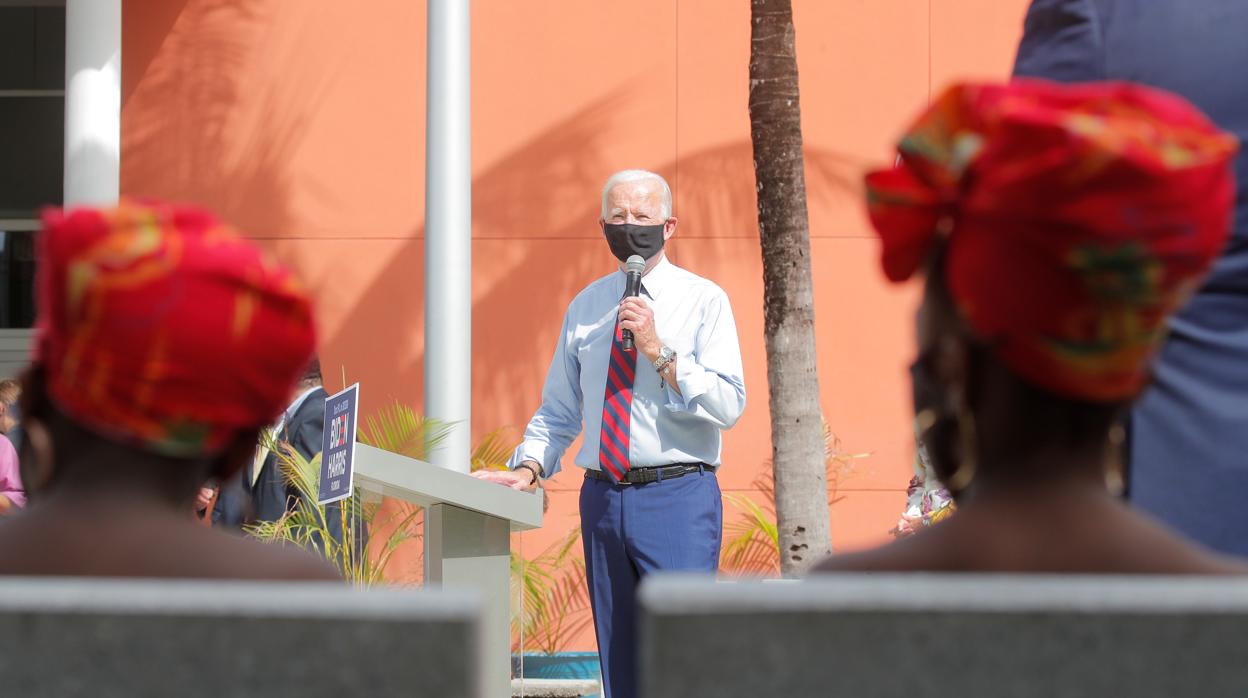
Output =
[{"x1": 354, "y1": 444, "x2": 544, "y2": 697}]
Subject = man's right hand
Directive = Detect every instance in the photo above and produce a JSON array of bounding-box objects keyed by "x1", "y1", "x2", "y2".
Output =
[
  {"x1": 472, "y1": 463, "x2": 540, "y2": 492},
  {"x1": 195, "y1": 487, "x2": 216, "y2": 512}
]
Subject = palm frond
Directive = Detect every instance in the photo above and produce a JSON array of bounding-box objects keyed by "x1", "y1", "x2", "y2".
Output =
[
  {"x1": 531, "y1": 560, "x2": 592, "y2": 653},
  {"x1": 472, "y1": 428, "x2": 518, "y2": 472},
  {"x1": 243, "y1": 400, "x2": 594, "y2": 653},
  {"x1": 721, "y1": 421, "x2": 873, "y2": 576},
  {"x1": 359, "y1": 401, "x2": 453, "y2": 461},
  {"x1": 244, "y1": 438, "x2": 380, "y2": 582},
  {"x1": 511, "y1": 527, "x2": 592, "y2": 655},
  {"x1": 724, "y1": 494, "x2": 779, "y2": 546},
  {"x1": 721, "y1": 493, "x2": 781, "y2": 575}
]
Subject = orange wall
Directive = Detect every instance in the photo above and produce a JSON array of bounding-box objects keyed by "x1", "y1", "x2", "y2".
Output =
[{"x1": 121, "y1": 0, "x2": 1030, "y2": 642}]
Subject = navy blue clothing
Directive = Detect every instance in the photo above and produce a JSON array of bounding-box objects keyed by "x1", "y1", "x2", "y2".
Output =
[
  {"x1": 580, "y1": 469, "x2": 722, "y2": 698},
  {"x1": 1014, "y1": 0, "x2": 1248, "y2": 554},
  {"x1": 210, "y1": 469, "x2": 249, "y2": 528},
  {"x1": 212, "y1": 387, "x2": 347, "y2": 549},
  {"x1": 250, "y1": 388, "x2": 328, "y2": 524}
]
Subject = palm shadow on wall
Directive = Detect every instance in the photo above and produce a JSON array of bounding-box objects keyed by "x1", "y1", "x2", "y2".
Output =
[
  {"x1": 118, "y1": 0, "x2": 866, "y2": 485},
  {"x1": 122, "y1": 0, "x2": 331, "y2": 243},
  {"x1": 323, "y1": 91, "x2": 865, "y2": 479},
  {"x1": 112, "y1": 0, "x2": 884, "y2": 596},
  {"x1": 319, "y1": 95, "x2": 626, "y2": 441}
]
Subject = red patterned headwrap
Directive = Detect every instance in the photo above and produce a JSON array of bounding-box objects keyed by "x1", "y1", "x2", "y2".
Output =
[
  {"x1": 867, "y1": 80, "x2": 1238, "y2": 402},
  {"x1": 35, "y1": 199, "x2": 317, "y2": 456}
]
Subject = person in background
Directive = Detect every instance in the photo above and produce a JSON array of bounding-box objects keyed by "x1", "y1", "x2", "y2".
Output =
[
  {"x1": 816, "y1": 80, "x2": 1244, "y2": 575},
  {"x1": 0, "y1": 200, "x2": 338, "y2": 580},
  {"x1": 1013, "y1": 0, "x2": 1248, "y2": 557},
  {"x1": 210, "y1": 357, "x2": 356, "y2": 561},
  {"x1": 0, "y1": 380, "x2": 20, "y2": 432},
  {"x1": 475, "y1": 169, "x2": 746, "y2": 698},
  {"x1": 0, "y1": 433, "x2": 22, "y2": 515},
  {"x1": 888, "y1": 429, "x2": 954, "y2": 538},
  {"x1": 209, "y1": 358, "x2": 323, "y2": 527},
  {"x1": 0, "y1": 379, "x2": 22, "y2": 454},
  {"x1": 246, "y1": 357, "x2": 328, "y2": 526},
  {"x1": 0, "y1": 378, "x2": 23, "y2": 513}
]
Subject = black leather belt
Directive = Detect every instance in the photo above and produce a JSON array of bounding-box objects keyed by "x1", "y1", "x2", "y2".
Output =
[{"x1": 585, "y1": 463, "x2": 714, "y2": 485}]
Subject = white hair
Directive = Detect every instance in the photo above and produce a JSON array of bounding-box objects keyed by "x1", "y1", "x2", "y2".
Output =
[{"x1": 600, "y1": 169, "x2": 673, "y2": 219}]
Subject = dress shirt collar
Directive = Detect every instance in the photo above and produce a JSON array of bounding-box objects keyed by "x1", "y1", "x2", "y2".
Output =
[
  {"x1": 618, "y1": 253, "x2": 675, "y2": 301},
  {"x1": 282, "y1": 385, "x2": 323, "y2": 427}
]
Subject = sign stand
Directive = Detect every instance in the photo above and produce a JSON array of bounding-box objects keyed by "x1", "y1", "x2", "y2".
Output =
[{"x1": 353, "y1": 445, "x2": 543, "y2": 697}]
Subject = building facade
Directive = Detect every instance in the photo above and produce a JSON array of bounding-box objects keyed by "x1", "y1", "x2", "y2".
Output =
[{"x1": 4, "y1": 0, "x2": 1029, "y2": 648}]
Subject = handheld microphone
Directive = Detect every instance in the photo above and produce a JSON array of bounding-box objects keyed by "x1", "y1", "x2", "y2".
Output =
[{"x1": 622, "y1": 255, "x2": 645, "y2": 351}]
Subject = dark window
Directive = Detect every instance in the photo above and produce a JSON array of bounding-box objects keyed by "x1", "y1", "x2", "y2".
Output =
[
  {"x1": 0, "y1": 3, "x2": 65, "y2": 328},
  {"x1": 0, "y1": 7, "x2": 64, "y2": 90},
  {"x1": 0, "y1": 4, "x2": 66, "y2": 219},
  {"x1": 0, "y1": 231, "x2": 36, "y2": 328},
  {"x1": 0, "y1": 96, "x2": 64, "y2": 219},
  {"x1": 0, "y1": 9, "x2": 38, "y2": 89}
]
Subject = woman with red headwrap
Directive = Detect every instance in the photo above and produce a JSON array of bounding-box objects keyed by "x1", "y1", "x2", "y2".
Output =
[
  {"x1": 0, "y1": 200, "x2": 338, "y2": 580},
  {"x1": 816, "y1": 80, "x2": 1245, "y2": 574}
]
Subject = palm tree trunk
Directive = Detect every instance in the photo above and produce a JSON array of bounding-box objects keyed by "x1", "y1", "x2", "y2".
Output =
[{"x1": 748, "y1": 0, "x2": 831, "y2": 576}]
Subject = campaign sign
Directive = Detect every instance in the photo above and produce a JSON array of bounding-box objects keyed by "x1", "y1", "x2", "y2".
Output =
[{"x1": 318, "y1": 383, "x2": 360, "y2": 505}]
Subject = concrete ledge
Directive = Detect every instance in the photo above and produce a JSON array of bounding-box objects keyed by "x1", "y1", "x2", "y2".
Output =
[
  {"x1": 511, "y1": 678, "x2": 600, "y2": 697},
  {"x1": 641, "y1": 573, "x2": 1248, "y2": 613},
  {"x1": 0, "y1": 577, "x2": 484, "y2": 698},
  {"x1": 641, "y1": 573, "x2": 1248, "y2": 698}
]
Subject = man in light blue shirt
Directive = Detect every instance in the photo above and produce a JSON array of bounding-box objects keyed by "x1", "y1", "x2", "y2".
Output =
[{"x1": 476, "y1": 169, "x2": 745, "y2": 698}]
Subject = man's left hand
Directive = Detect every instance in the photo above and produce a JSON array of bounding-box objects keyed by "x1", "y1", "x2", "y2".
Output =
[{"x1": 619, "y1": 298, "x2": 661, "y2": 362}]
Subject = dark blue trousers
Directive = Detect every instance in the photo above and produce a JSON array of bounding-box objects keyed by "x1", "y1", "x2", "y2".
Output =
[{"x1": 579, "y1": 468, "x2": 722, "y2": 698}]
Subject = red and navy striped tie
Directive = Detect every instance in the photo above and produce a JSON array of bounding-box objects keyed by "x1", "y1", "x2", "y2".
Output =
[{"x1": 598, "y1": 317, "x2": 637, "y2": 482}]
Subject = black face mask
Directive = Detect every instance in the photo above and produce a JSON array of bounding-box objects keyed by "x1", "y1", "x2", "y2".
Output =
[{"x1": 603, "y1": 223, "x2": 665, "y2": 263}]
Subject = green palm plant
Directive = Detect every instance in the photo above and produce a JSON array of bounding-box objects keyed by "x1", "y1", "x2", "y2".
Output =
[
  {"x1": 720, "y1": 422, "x2": 870, "y2": 576},
  {"x1": 511, "y1": 527, "x2": 593, "y2": 655},
  {"x1": 470, "y1": 428, "x2": 520, "y2": 473},
  {"x1": 245, "y1": 401, "x2": 453, "y2": 584},
  {"x1": 359, "y1": 401, "x2": 452, "y2": 458},
  {"x1": 720, "y1": 492, "x2": 781, "y2": 575},
  {"x1": 244, "y1": 442, "x2": 418, "y2": 585},
  {"x1": 247, "y1": 401, "x2": 458, "y2": 582},
  {"x1": 245, "y1": 399, "x2": 590, "y2": 653}
]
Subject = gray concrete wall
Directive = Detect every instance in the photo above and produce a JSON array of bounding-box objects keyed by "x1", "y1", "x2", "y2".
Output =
[
  {"x1": 0, "y1": 577, "x2": 483, "y2": 698},
  {"x1": 640, "y1": 574, "x2": 1248, "y2": 698}
]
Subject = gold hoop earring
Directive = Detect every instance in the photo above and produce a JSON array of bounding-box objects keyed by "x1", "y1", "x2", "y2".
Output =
[
  {"x1": 1105, "y1": 424, "x2": 1126, "y2": 497},
  {"x1": 916, "y1": 409, "x2": 938, "y2": 435},
  {"x1": 946, "y1": 406, "x2": 978, "y2": 493}
]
